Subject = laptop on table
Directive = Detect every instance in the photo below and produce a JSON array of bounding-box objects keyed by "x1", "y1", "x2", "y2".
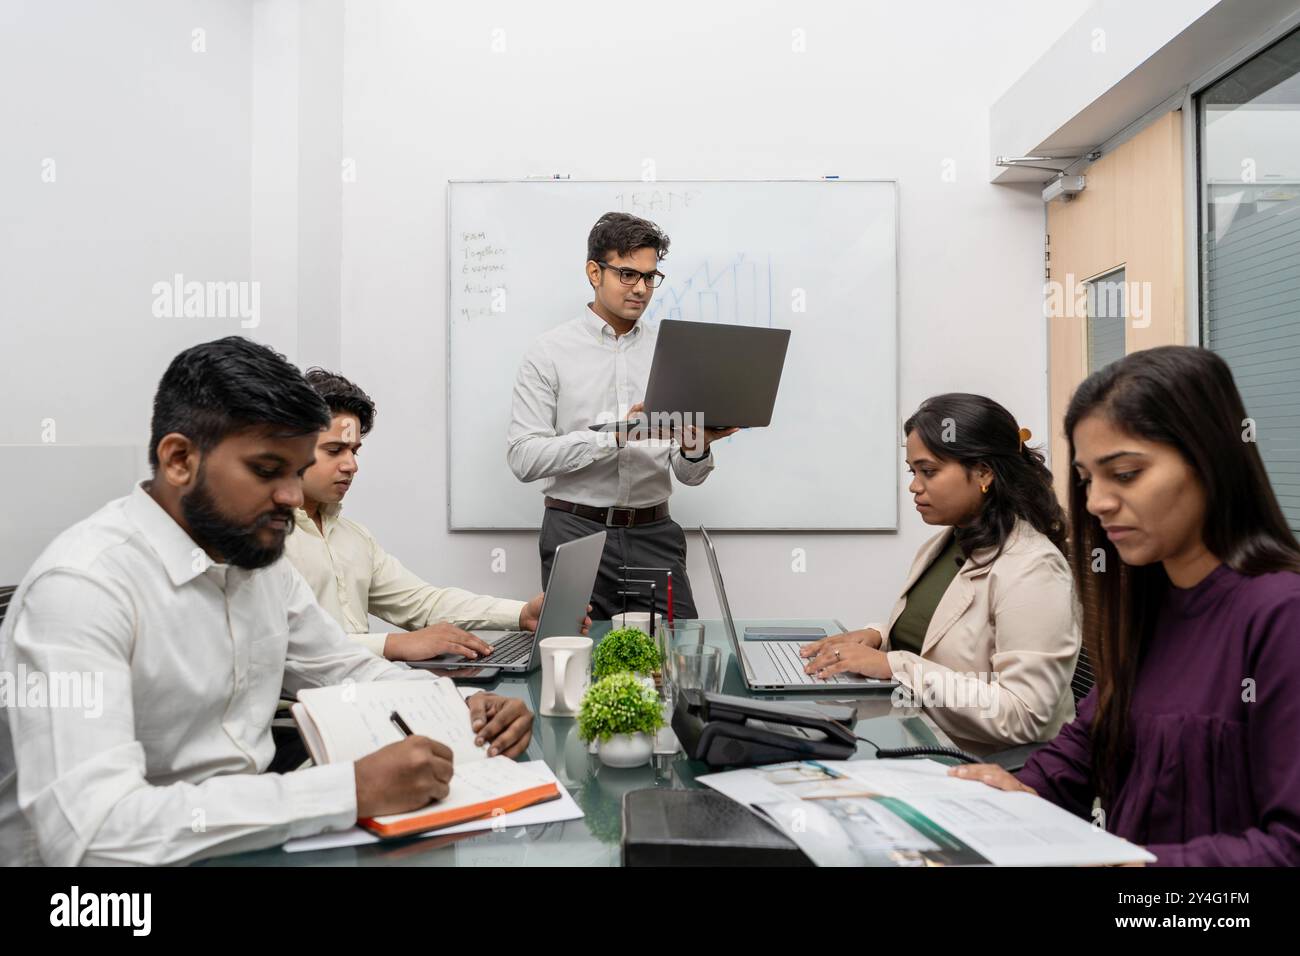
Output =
[
  {"x1": 411, "y1": 530, "x2": 606, "y2": 674},
  {"x1": 700, "y1": 526, "x2": 897, "y2": 693}
]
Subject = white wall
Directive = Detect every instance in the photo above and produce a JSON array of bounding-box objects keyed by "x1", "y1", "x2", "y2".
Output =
[
  {"x1": 0, "y1": 0, "x2": 262, "y2": 582},
  {"x1": 1, "y1": 0, "x2": 1092, "y2": 631}
]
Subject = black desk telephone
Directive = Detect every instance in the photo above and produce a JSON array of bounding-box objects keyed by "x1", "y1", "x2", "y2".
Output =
[
  {"x1": 672, "y1": 690, "x2": 983, "y2": 768},
  {"x1": 672, "y1": 690, "x2": 858, "y2": 767}
]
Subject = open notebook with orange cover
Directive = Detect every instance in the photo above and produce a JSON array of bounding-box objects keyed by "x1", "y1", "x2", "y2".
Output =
[{"x1": 292, "y1": 678, "x2": 560, "y2": 838}]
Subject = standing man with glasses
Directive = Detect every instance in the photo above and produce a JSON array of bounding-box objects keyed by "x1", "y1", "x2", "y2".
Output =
[{"x1": 507, "y1": 212, "x2": 738, "y2": 621}]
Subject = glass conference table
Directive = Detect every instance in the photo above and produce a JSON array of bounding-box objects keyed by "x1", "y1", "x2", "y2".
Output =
[{"x1": 210, "y1": 619, "x2": 957, "y2": 867}]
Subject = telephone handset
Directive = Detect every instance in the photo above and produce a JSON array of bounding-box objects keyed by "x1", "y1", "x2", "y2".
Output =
[
  {"x1": 672, "y1": 690, "x2": 983, "y2": 768},
  {"x1": 672, "y1": 690, "x2": 858, "y2": 768}
]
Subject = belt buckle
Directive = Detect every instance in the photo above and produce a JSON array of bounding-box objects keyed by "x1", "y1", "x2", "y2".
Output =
[{"x1": 605, "y1": 506, "x2": 634, "y2": 528}]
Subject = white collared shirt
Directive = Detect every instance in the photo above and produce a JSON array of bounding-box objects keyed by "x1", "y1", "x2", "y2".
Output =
[
  {"x1": 507, "y1": 306, "x2": 716, "y2": 509},
  {"x1": 283, "y1": 503, "x2": 526, "y2": 656},
  {"x1": 0, "y1": 483, "x2": 435, "y2": 866}
]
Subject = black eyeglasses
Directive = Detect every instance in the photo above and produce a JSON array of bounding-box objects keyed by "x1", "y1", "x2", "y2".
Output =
[{"x1": 595, "y1": 261, "x2": 665, "y2": 289}]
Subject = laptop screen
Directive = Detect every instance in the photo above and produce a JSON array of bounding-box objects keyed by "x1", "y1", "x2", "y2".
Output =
[
  {"x1": 699, "y1": 526, "x2": 749, "y2": 680},
  {"x1": 535, "y1": 530, "x2": 606, "y2": 641}
]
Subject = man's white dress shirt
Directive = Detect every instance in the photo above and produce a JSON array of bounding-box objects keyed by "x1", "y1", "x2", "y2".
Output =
[
  {"x1": 0, "y1": 483, "x2": 435, "y2": 866},
  {"x1": 507, "y1": 307, "x2": 716, "y2": 509}
]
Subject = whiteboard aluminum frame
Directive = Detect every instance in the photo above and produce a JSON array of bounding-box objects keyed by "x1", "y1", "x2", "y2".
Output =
[{"x1": 444, "y1": 179, "x2": 900, "y2": 534}]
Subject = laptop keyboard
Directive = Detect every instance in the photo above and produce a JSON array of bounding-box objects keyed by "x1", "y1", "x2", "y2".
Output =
[
  {"x1": 761, "y1": 641, "x2": 858, "y2": 685},
  {"x1": 475, "y1": 631, "x2": 533, "y2": 666}
]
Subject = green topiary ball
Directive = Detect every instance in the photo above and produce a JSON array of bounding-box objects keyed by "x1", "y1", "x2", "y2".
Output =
[
  {"x1": 577, "y1": 671, "x2": 664, "y2": 743},
  {"x1": 591, "y1": 626, "x2": 660, "y2": 680}
]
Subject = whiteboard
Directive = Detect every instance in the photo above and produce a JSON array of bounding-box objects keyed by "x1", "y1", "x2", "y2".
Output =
[{"x1": 446, "y1": 180, "x2": 897, "y2": 531}]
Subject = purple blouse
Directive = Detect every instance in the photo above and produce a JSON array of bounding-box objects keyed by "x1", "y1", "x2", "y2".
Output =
[{"x1": 1017, "y1": 563, "x2": 1300, "y2": 866}]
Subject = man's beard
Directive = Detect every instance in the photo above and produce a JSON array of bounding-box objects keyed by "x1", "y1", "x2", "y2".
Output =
[{"x1": 181, "y1": 470, "x2": 295, "y2": 570}]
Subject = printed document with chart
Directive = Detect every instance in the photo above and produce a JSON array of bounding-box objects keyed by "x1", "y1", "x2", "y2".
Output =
[{"x1": 699, "y1": 759, "x2": 1154, "y2": 866}]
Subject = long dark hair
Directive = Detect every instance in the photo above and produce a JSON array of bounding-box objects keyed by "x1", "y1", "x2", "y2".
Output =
[
  {"x1": 904, "y1": 393, "x2": 1066, "y2": 565},
  {"x1": 1064, "y1": 346, "x2": 1300, "y2": 803}
]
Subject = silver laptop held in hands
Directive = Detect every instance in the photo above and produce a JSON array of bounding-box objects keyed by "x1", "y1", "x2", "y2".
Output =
[
  {"x1": 700, "y1": 526, "x2": 897, "y2": 692},
  {"x1": 589, "y1": 320, "x2": 790, "y2": 433}
]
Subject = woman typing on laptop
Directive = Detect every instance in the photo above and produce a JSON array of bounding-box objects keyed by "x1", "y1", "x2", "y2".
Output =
[{"x1": 800, "y1": 394, "x2": 1081, "y2": 756}]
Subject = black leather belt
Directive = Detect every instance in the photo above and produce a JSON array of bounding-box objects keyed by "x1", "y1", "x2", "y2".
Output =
[{"x1": 545, "y1": 496, "x2": 669, "y2": 528}]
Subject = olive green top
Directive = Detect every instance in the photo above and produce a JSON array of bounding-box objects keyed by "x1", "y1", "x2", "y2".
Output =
[{"x1": 888, "y1": 533, "x2": 965, "y2": 655}]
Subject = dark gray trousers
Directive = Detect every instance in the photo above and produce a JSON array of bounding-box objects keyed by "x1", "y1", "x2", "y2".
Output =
[{"x1": 539, "y1": 508, "x2": 698, "y2": 622}]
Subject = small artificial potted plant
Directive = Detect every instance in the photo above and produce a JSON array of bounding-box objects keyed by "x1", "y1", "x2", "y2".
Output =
[
  {"x1": 591, "y1": 626, "x2": 660, "y2": 684},
  {"x1": 577, "y1": 671, "x2": 664, "y2": 768}
]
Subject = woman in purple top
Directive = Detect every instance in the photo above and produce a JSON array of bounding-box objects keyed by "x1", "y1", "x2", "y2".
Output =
[{"x1": 952, "y1": 346, "x2": 1300, "y2": 866}]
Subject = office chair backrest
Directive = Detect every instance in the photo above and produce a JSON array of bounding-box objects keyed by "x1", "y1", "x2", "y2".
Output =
[
  {"x1": 0, "y1": 585, "x2": 16, "y2": 629},
  {"x1": 1071, "y1": 639, "x2": 1095, "y2": 704}
]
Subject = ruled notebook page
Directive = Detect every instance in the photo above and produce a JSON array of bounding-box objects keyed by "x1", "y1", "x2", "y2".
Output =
[{"x1": 297, "y1": 677, "x2": 485, "y2": 765}]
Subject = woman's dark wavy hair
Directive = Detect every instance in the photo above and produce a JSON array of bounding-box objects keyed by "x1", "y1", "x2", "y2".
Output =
[
  {"x1": 1064, "y1": 346, "x2": 1300, "y2": 804},
  {"x1": 904, "y1": 393, "x2": 1066, "y2": 565}
]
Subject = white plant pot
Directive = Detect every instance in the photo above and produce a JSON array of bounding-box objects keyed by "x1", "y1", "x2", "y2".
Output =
[{"x1": 597, "y1": 732, "x2": 654, "y2": 768}]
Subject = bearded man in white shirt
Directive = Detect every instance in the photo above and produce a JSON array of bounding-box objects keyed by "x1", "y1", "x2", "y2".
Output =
[
  {"x1": 0, "y1": 336, "x2": 532, "y2": 866},
  {"x1": 507, "y1": 212, "x2": 739, "y2": 620},
  {"x1": 287, "y1": 368, "x2": 588, "y2": 663}
]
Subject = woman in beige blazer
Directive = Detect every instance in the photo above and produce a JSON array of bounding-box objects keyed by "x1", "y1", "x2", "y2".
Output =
[{"x1": 801, "y1": 393, "x2": 1080, "y2": 756}]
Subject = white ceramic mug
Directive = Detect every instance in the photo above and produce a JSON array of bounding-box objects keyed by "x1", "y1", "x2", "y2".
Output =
[
  {"x1": 539, "y1": 636, "x2": 593, "y2": 717},
  {"x1": 611, "y1": 611, "x2": 653, "y2": 633}
]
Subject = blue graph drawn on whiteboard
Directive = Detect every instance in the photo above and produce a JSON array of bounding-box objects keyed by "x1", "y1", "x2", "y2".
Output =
[{"x1": 644, "y1": 253, "x2": 774, "y2": 328}]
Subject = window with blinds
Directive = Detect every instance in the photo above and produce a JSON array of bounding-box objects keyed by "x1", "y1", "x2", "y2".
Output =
[
  {"x1": 1198, "y1": 27, "x2": 1300, "y2": 533},
  {"x1": 1087, "y1": 268, "x2": 1126, "y2": 375}
]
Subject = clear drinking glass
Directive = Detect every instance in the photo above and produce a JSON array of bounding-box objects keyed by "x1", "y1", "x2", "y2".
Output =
[
  {"x1": 672, "y1": 645, "x2": 722, "y2": 696},
  {"x1": 659, "y1": 621, "x2": 705, "y2": 697}
]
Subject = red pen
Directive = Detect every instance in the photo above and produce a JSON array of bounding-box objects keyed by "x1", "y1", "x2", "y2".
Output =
[{"x1": 666, "y1": 572, "x2": 674, "y2": 626}]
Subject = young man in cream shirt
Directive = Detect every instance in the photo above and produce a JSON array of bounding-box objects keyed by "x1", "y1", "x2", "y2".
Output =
[{"x1": 286, "y1": 369, "x2": 586, "y2": 663}]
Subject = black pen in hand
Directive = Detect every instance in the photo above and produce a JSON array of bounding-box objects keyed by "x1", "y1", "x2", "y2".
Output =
[{"x1": 390, "y1": 710, "x2": 414, "y2": 737}]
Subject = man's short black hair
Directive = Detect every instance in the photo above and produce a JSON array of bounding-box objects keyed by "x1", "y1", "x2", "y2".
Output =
[
  {"x1": 586, "y1": 212, "x2": 670, "y2": 263},
  {"x1": 303, "y1": 368, "x2": 376, "y2": 437},
  {"x1": 148, "y1": 336, "x2": 331, "y2": 471}
]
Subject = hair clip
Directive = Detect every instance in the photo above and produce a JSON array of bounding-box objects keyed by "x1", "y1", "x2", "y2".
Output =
[{"x1": 1018, "y1": 426, "x2": 1032, "y2": 450}]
